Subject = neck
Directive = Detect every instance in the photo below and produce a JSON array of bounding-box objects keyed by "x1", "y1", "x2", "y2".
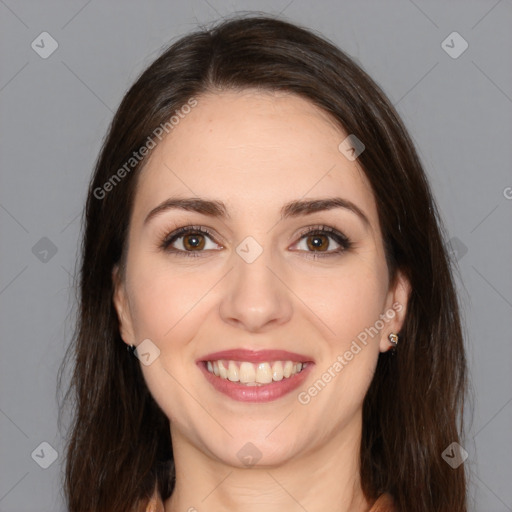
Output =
[{"x1": 164, "y1": 416, "x2": 371, "y2": 512}]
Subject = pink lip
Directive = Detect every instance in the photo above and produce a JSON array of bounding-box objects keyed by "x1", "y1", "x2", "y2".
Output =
[
  {"x1": 198, "y1": 349, "x2": 313, "y2": 364},
  {"x1": 197, "y1": 349, "x2": 314, "y2": 403}
]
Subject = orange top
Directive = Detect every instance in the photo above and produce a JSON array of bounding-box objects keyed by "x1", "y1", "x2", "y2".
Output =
[
  {"x1": 145, "y1": 492, "x2": 395, "y2": 511},
  {"x1": 368, "y1": 493, "x2": 396, "y2": 512}
]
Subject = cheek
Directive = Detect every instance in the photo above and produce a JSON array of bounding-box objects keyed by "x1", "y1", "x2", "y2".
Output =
[
  {"x1": 291, "y1": 256, "x2": 388, "y2": 412},
  {"x1": 124, "y1": 256, "x2": 215, "y2": 404},
  {"x1": 293, "y1": 255, "x2": 389, "y2": 348},
  {"x1": 126, "y1": 255, "x2": 212, "y2": 341},
  {"x1": 125, "y1": 259, "x2": 214, "y2": 430}
]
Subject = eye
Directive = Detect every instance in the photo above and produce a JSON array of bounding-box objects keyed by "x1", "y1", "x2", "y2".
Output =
[
  {"x1": 160, "y1": 226, "x2": 222, "y2": 257},
  {"x1": 291, "y1": 225, "x2": 352, "y2": 258},
  {"x1": 160, "y1": 224, "x2": 352, "y2": 259}
]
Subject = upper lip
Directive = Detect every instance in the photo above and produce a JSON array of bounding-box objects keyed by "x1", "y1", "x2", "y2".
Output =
[{"x1": 198, "y1": 349, "x2": 314, "y2": 364}]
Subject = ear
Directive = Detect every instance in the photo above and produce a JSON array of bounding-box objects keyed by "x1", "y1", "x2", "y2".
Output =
[
  {"x1": 379, "y1": 269, "x2": 411, "y2": 353},
  {"x1": 112, "y1": 264, "x2": 136, "y2": 346}
]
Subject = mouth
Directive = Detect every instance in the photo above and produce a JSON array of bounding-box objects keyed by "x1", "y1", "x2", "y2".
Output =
[
  {"x1": 204, "y1": 359, "x2": 308, "y2": 385},
  {"x1": 197, "y1": 349, "x2": 314, "y2": 402}
]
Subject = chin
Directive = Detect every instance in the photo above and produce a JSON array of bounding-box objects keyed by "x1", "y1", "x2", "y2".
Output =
[{"x1": 200, "y1": 425, "x2": 305, "y2": 468}]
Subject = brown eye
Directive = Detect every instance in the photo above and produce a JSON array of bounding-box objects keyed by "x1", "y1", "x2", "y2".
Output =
[
  {"x1": 161, "y1": 226, "x2": 222, "y2": 257},
  {"x1": 182, "y1": 233, "x2": 206, "y2": 251},
  {"x1": 306, "y1": 234, "x2": 330, "y2": 252},
  {"x1": 291, "y1": 226, "x2": 352, "y2": 258}
]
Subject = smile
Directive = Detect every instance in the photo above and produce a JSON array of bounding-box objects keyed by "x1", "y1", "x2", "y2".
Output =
[
  {"x1": 198, "y1": 349, "x2": 314, "y2": 403},
  {"x1": 205, "y1": 360, "x2": 307, "y2": 386}
]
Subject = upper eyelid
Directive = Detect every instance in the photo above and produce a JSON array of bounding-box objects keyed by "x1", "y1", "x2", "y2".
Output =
[
  {"x1": 161, "y1": 226, "x2": 220, "y2": 247},
  {"x1": 163, "y1": 224, "x2": 348, "y2": 249}
]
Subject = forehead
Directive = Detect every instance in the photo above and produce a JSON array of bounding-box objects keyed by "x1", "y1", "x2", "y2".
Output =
[{"x1": 134, "y1": 90, "x2": 378, "y2": 226}]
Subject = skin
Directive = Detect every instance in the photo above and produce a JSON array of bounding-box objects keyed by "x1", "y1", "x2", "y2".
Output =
[{"x1": 113, "y1": 90, "x2": 410, "y2": 512}]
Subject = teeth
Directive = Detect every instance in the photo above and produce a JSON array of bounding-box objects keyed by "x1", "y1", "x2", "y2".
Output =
[
  {"x1": 227, "y1": 361, "x2": 239, "y2": 382},
  {"x1": 239, "y1": 362, "x2": 256, "y2": 383},
  {"x1": 272, "y1": 361, "x2": 284, "y2": 381},
  {"x1": 256, "y1": 362, "x2": 273, "y2": 384},
  {"x1": 218, "y1": 360, "x2": 228, "y2": 379},
  {"x1": 205, "y1": 360, "x2": 306, "y2": 385}
]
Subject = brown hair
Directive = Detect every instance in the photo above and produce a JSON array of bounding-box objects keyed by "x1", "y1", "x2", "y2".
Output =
[{"x1": 58, "y1": 14, "x2": 468, "y2": 512}]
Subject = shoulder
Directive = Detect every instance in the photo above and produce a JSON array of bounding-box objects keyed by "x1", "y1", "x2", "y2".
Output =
[
  {"x1": 369, "y1": 492, "x2": 396, "y2": 512},
  {"x1": 145, "y1": 494, "x2": 165, "y2": 512}
]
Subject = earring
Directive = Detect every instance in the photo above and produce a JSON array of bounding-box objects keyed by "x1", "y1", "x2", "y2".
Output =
[
  {"x1": 388, "y1": 333, "x2": 399, "y2": 347},
  {"x1": 126, "y1": 344, "x2": 136, "y2": 353}
]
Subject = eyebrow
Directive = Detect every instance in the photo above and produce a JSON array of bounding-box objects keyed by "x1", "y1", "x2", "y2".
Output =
[{"x1": 144, "y1": 196, "x2": 370, "y2": 228}]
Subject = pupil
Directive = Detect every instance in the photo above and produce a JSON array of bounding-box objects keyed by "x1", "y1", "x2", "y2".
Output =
[
  {"x1": 309, "y1": 235, "x2": 327, "y2": 251},
  {"x1": 185, "y1": 234, "x2": 204, "y2": 250}
]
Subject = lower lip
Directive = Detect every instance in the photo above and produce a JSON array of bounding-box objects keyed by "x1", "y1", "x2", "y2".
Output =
[{"x1": 198, "y1": 362, "x2": 314, "y2": 403}]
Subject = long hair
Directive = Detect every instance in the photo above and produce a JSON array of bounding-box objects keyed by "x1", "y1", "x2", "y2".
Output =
[{"x1": 58, "y1": 14, "x2": 468, "y2": 512}]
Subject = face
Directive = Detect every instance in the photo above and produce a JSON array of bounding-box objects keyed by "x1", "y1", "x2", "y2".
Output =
[{"x1": 113, "y1": 90, "x2": 409, "y2": 469}]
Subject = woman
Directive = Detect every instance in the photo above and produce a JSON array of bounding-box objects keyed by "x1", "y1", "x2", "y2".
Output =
[{"x1": 58, "y1": 15, "x2": 468, "y2": 512}]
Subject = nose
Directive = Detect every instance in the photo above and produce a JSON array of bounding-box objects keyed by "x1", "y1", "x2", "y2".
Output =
[{"x1": 218, "y1": 247, "x2": 293, "y2": 333}]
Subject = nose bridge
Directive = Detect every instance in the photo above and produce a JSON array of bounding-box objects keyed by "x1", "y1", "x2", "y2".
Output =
[{"x1": 218, "y1": 236, "x2": 293, "y2": 331}]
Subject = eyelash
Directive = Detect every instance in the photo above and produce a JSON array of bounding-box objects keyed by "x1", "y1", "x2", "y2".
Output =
[{"x1": 159, "y1": 224, "x2": 352, "y2": 259}]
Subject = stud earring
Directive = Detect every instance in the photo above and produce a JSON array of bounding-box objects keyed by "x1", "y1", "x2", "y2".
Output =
[
  {"x1": 126, "y1": 344, "x2": 136, "y2": 353},
  {"x1": 388, "y1": 333, "x2": 399, "y2": 347}
]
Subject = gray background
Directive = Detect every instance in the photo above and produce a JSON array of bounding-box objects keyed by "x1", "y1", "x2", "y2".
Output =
[{"x1": 1, "y1": 1, "x2": 511, "y2": 511}]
